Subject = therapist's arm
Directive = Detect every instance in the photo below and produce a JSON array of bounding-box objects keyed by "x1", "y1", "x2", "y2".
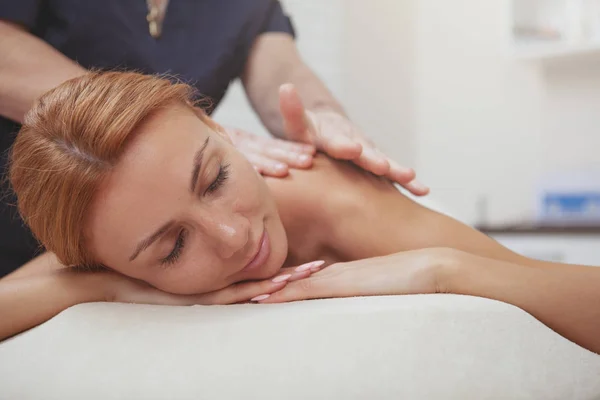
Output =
[
  {"x1": 0, "y1": 20, "x2": 86, "y2": 123},
  {"x1": 241, "y1": 33, "x2": 345, "y2": 139},
  {"x1": 241, "y1": 33, "x2": 428, "y2": 195}
]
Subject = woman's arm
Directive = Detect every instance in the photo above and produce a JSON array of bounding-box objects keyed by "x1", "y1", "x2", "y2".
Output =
[
  {"x1": 256, "y1": 248, "x2": 600, "y2": 354},
  {"x1": 445, "y1": 253, "x2": 600, "y2": 354},
  {"x1": 0, "y1": 269, "x2": 106, "y2": 341},
  {"x1": 0, "y1": 254, "x2": 320, "y2": 341}
]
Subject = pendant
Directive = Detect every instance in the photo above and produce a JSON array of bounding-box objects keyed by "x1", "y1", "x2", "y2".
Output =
[{"x1": 147, "y1": 5, "x2": 162, "y2": 39}]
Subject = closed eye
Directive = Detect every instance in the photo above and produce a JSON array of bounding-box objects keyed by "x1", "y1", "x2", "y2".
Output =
[
  {"x1": 205, "y1": 163, "x2": 230, "y2": 195},
  {"x1": 160, "y1": 228, "x2": 187, "y2": 266}
]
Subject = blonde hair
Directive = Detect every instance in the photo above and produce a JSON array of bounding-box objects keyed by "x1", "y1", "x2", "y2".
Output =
[{"x1": 9, "y1": 71, "x2": 212, "y2": 267}]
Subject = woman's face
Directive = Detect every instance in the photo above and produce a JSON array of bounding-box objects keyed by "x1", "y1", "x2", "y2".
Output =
[{"x1": 87, "y1": 103, "x2": 288, "y2": 294}]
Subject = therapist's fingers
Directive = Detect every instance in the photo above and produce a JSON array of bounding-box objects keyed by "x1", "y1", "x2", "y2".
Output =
[
  {"x1": 315, "y1": 128, "x2": 363, "y2": 161},
  {"x1": 401, "y1": 180, "x2": 430, "y2": 196},
  {"x1": 257, "y1": 145, "x2": 314, "y2": 169},
  {"x1": 247, "y1": 154, "x2": 289, "y2": 177},
  {"x1": 386, "y1": 159, "x2": 416, "y2": 184},
  {"x1": 351, "y1": 146, "x2": 391, "y2": 176},
  {"x1": 244, "y1": 135, "x2": 316, "y2": 156},
  {"x1": 279, "y1": 83, "x2": 314, "y2": 144},
  {"x1": 385, "y1": 159, "x2": 429, "y2": 196}
]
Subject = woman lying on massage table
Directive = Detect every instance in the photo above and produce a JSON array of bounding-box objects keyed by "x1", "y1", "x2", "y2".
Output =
[{"x1": 2, "y1": 72, "x2": 599, "y2": 354}]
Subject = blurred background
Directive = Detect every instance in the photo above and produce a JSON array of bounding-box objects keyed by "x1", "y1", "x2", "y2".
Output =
[{"x1": 216, "y1": 0, "x2": 600, "y2": 265}]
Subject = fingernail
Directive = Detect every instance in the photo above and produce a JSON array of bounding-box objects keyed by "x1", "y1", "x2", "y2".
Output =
[
  {"x1": 298, "y1": 154, "x2": 311, "y2": 163},
  {"x1": 272, "y1": 274, "x2": 292, "y2": 283},
  {"x1": 275, "y1": 163, "x2": 287, "y2": 171},
  {"x1": 411, "y1": 181, "x2": 428, "y2": 192},
  {"x1": 295, "y1": 260, "x2": 325, "y2": 272},
  {"x1": 251, "y1": 294, "x2": 270, "y2": 302}
]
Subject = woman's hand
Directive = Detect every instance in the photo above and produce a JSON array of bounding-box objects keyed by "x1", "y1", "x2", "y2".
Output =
[
  {"x1": 253, "y1": 249, "x2": 461, "y2": 304},
  {"x1": 102, "y1": 260, "x2": 326, "y2": 306}
]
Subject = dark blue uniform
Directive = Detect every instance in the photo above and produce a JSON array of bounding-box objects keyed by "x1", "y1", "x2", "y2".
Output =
[{"x1": 0, "y1": 0, "x2": 295, "y2": 276}]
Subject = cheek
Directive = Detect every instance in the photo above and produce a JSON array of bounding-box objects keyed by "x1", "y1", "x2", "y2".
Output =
[
  {"x1": 149, "y1": 262, "x2": 224, "y2": 295},
  {"x1": 147, "y1": 243, "x2": 235, "y2": 295},
  {"x1": 228, "y1": 160, "x2": 270, "y2": 211}
]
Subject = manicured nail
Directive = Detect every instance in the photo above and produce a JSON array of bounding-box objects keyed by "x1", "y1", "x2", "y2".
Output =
[
  {"x1": 295, "y1": 260, "x2": 325, "y2": 272},
  {"x1": 411, "y1": 181, "x2": 428, "y2": 192},
  {"x1": 251, "y1": 294, "x2": 270, "y2": 302},
  {"x1": 272, "y1": 274, "x2": 292, "y2": 283},
  {"x1": 298, "y1": 154, "x2": 311, "y2": 163}
]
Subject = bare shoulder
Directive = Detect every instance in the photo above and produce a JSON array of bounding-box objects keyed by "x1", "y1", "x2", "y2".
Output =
[{"x1": 265, "y1": 154, "x2": 403, "y2": 263}]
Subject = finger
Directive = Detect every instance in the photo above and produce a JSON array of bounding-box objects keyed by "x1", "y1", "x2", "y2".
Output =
[
  {"x1": 402, "y1": 180, "x2": 430, "y2": 196},
  {"x1": 316, "y1": 129, "x2": 362, "y2": 160},
  {"x1": 255, "y1": 276, "x2": 325, "y2": 304},
  {"x1": 259, "y1": 146, "x2": 313, "y2": 169},
  {"x1": 351, "y1": 146, "x2": 391, "y2": 176},
  {"x1": 202, "y1": 260, "x2": 327, "y2": 304},
  {"x1": 279, "y1": 83, "x2": 313, "y2": 143},
  {"x1": 266, "y1": 138, "x2": 316, "y2": 155},
  {"x1": 286, "y1": 260, "x2": 326, "y2": 281},
  {"x1": 199, "y1": 276, "x2": 291, "y2": 305},
  {"x1": 248, "y1": 261, "x2": 327, "y2": 303},
  {"x1": 244, "y1": 135, "x2": 316, "y2": 155},
  {"x1": 248, "y1": 155, "x2": 289, "y2": 177},
  {"x1": 386, "y1": 160, "x2": 416, "y2": 184}
]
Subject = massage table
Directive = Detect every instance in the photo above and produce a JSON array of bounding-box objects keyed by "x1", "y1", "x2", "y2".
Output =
[{"x1": 1, "y1": 295, "x2": 599, "y2": 399}]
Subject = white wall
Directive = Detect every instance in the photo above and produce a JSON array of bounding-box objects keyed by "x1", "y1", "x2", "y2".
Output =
[
  {"x1": 215, "y1": 0, "x2": 600, "y2": 225},
  {"x1": 340, "y1": 0, "x2": 416, "y2": 168},
  {"x1": 414, "y1": 0, "x2": 545, "y2": 224},
  {"x1": 542, "y1": 57, "x2": 600, "y2": 172}
]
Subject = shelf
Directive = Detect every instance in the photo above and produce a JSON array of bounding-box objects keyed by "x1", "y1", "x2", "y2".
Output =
[
  {"x1": 515, "y1": 40, "x2": 600, "y2": 60},
  {"x1": 476, "y1": 223, "x2": 600, "y2": 235}
]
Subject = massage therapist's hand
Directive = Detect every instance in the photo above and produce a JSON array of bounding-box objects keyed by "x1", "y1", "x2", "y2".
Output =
[
  {"x1": 252, "y1": 248, "x2": 462, "y2": 304},
  {"x1": 102, "y1": 261, "x2": 326, "y2": 306},
  {"x1": 224, "y1": 125, "x2": 316, "y2": 177},
  {"x1": 278, "y1": 84, "x2": 429, "y2": 196}
]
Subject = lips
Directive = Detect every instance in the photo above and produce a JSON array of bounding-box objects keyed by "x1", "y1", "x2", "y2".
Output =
[{"x1": 242, "y1": 229, "x2": 271, "y2": 273}]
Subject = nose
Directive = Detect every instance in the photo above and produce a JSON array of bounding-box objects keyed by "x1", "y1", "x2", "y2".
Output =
[{"x1": 200, "y1": 211, "x2": 251, "y2": 260}]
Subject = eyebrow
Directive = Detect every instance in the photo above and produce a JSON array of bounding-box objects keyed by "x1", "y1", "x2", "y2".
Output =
[
  {"x1": 190, "y1": 137, "x2": 210, "y2": 193},
  {"x1": 128, "y1": 138, "x2": 210, "y2": 262},
  {"x1": 129, "y1": 220, "x2": 175, "y2": 261}
]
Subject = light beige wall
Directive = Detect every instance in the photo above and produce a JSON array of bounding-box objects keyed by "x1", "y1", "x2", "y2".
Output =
[
  {"x1": 340, "y1": 0, "x2": 416, "y2": 168},
  {"x1": 216, "y1": 0, "x2": 600, "y2": 225},
  {"x1": 414, "y1": 0, "x2": 544, "y2": 224},
  {"x1": 542, "y1": 58, "x2": 600, "y2": 172}
]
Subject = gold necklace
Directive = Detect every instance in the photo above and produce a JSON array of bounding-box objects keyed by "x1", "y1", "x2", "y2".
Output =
[{"x1": 146, "y1": 0, "x2": 169, "y2": 39}]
